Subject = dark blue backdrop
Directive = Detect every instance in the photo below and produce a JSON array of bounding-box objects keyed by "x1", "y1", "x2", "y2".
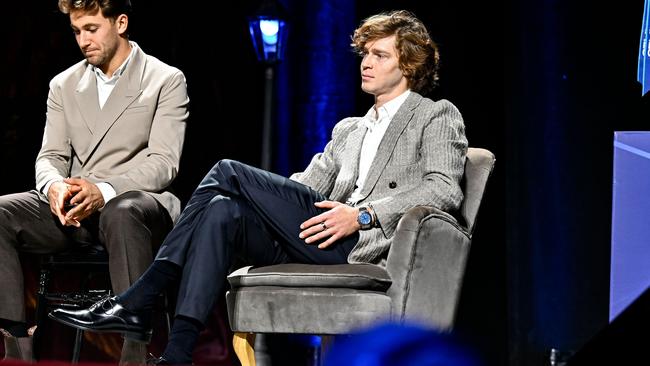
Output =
[
  {"x1": 274, "y1": 0, "x2": 357, "y2": 176},
  {"x1": 3, "y1": 0, "x2": 649, "y2": 365}
]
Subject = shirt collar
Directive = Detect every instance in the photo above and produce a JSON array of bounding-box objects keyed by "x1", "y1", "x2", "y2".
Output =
[
  {"x1": 380, "y1": 89, "x2": 411, "y2": 120},
  {"x1": 93, "y1": 41, "x2": 136, "y2": 82},
  {"x1": 363, "y1": 89, "x2": 411, "y2": 127}
]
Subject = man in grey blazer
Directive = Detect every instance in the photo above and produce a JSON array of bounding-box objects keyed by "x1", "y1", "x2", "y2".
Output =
[
  {"x1": 50, "y1": 10, "x2": 466, "y2": 365},
  {"x1": 0, "y1": 0, "x2": 188, "y2": 363}
]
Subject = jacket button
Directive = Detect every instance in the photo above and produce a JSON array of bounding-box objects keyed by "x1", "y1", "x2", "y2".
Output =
[{"x1": 389, "y1": 181, "x2": 397, "y2": 189}]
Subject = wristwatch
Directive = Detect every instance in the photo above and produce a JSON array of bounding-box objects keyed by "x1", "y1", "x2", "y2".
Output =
[{"x1": 357, "y1": 206, "x2": 374, "y2": 230}]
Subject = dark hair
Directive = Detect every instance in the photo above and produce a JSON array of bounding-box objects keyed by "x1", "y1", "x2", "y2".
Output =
[
  {"x1": 351, "y1": 10, "x2": 441, "y2": 95},
  {"x1": 58, "y1": 0, "x2": 132, "y2": 20}
]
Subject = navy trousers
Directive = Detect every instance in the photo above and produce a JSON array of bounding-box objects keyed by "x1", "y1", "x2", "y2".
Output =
[{"x1": 154, "y1": 159, "x2": 359, "y2": 322}]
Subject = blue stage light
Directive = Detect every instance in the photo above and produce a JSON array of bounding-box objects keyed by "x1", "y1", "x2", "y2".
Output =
[{"x1": 248, "y1": 1, "x2": 287, "y2": 64}]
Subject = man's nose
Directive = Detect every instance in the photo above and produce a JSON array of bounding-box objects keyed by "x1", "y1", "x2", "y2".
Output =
[
  {"x1": 361, "y1": 55, "x2": 372, "y2": 69},
  {"x1": 78, "y1": 32, "x2": 90, "y2": 47}
]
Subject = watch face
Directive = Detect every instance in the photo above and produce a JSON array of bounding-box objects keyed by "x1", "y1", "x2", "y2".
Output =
[{"x1": 359, "y1": 211, "x2": 372, "y2": 225}]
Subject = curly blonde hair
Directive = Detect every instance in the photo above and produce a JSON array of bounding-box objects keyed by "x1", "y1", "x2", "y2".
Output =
[{"x1": 351, "y1": 10, "x2": 440, "y2": 95}]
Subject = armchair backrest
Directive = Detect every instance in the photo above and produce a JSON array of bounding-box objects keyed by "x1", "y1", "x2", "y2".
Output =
[
  {"x1": 459, "y1": 148, "x2": 496, "y2": 236},
  {"x1": 386, "y1": 147, "x2": 495, "y2": 329}
]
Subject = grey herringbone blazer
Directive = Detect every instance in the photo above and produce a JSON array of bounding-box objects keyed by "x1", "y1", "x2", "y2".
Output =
[{"x1": 291, "y1": 92, "x2": 467, "y2": 264}]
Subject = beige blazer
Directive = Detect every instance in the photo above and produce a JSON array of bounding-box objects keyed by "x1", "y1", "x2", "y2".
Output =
[
  {"x1": 292, "y1": 92, "x2": 467, "y2": 264},
  {"x1": 35, "y1": 43, "x2": 189, "y2": 221}
]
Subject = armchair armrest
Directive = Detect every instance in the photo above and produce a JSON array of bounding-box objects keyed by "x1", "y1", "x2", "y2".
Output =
[{"x1": 386, "y1": 206, "x2": 471, "y2": 331}]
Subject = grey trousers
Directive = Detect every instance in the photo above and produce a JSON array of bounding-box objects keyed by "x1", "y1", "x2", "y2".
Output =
[{"x1": 0, "y1": 190, "x2": 173, "y2": 322}]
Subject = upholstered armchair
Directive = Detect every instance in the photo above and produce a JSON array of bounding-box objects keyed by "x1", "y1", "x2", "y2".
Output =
[{"x1": 225, "y1": 147, "x2": 495, "y2": 366}]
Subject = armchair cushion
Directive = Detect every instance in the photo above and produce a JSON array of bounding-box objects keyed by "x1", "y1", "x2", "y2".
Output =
[
  {"x1": 227, "y1": 286, "x2": 391, "y2": 334},
  {"x1": 227, "y1": 264, "x2": 393, "y2": 333},
  {"x1": 228, "y1": 263, "x2": 392, "y2": 291}
]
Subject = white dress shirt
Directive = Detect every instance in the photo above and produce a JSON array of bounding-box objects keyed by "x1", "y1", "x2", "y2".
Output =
[{"x1": 94, "y1": 42, "x2": 134, "y2": 109}]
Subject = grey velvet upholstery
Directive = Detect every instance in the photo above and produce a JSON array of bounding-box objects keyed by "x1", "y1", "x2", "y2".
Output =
[
  {"x1": 226, "y1": 147, "x2": 495, "y2": 335},
  {"x1": 228, "y1": 264, "x2": 392, "y2": 291}
]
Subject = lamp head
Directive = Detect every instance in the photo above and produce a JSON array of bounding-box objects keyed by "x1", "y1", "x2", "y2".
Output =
[{"x1": 248, "y1": 0, "x2": 288, "y2": 64}]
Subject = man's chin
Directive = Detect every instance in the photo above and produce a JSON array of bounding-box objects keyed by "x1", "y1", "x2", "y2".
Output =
[
  {"x1": 84, "y1": 56, "x2": 103, "y2": 67},
  {"x1": 361, "y1": 85, "x2": 375, "y2": 95}
]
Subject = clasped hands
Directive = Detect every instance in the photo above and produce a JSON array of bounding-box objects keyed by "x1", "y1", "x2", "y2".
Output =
[
  {"x1": 47, "y1": 178, "x2": 105, "y2": 227},
  {"x1": 299, "y1": 200, "x2": 360, "y2": 249}
]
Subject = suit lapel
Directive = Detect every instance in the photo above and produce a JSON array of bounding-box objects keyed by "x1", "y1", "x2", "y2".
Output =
[
  {"x1": 84, "y1": 46, "x2": 145, "y2": 162},
  {"x1": 337, "y1": 123, "x2": 367, "y2": 198},
  {"x1": 74, "y1": 65, "x2": 102, "y2": 134},
  {"x1": 360, "y1": 92, "x2": 422, "y2": 197}
]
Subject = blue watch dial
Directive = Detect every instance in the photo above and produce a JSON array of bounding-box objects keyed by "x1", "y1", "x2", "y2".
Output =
[{"x1": 359, "y1": 211, "x2": 372, "y2": 225}]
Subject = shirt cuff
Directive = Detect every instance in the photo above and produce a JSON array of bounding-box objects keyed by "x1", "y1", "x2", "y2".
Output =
[
  {"x1": 96, "y1": 182, "x2": 117, "y2": 204},
  {"x1": 43, "y1": 179, "x2": 63, "y2": 196}
]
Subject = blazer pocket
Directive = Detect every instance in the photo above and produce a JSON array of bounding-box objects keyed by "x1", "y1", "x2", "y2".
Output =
[
  {"x1": 389, "y1": 134, "x2": 421, "y2": 166},
  {"x1": 124, "y1": 105, "x2": 150, "y2": 114},
  {"x1": 388, "y1": 146, "x2": 419, "y2": 166}
]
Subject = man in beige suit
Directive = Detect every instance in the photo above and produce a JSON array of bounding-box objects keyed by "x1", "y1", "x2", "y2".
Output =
[
  {"x1": 50, "y1": 10, "x2": 466, "y2": 365},
  {"x1": 0, "y1": 0, "x2": 188, "y2": 363}
]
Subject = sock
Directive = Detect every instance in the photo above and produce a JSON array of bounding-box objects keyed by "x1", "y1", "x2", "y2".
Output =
[
  {"x1": 0, "y1": 319, "x2": 28, "y2": 337},
  {"x1": 116, "y1": 260, "x2": 181, "y2": 312},
  {"x1": 161, "y1": 315, "x2": 203, "y2": 364}
]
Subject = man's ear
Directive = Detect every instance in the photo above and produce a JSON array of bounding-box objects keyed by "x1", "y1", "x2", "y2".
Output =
[{"x1": 115, "y1": 14, "x2": 128, "y2": 35}]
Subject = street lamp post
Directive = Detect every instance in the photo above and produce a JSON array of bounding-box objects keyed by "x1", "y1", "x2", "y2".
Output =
[{"x1": 248, "y1": 0, "x2": 288, "y2": 171}]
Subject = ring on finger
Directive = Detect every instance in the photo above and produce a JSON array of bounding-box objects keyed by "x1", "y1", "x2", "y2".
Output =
[{"x1": 320, "y1": 222, "x2": 327, "y2": 231}]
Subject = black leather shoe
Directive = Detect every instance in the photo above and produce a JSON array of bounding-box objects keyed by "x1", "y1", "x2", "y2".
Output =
[{"x1": 48, "y1": 296, "x2": 152, "y2": 342}]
